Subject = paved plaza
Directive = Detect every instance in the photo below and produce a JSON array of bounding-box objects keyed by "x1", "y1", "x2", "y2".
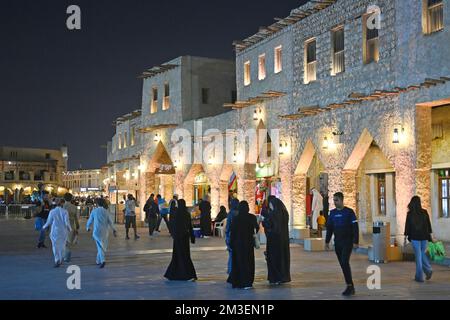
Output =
[{"x1": 1, "y1": 218, "x2": 450, "y2": 300}]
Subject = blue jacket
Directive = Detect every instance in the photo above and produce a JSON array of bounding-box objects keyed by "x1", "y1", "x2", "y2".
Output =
[{"x1": 326, "y1": 207, "x2": 359, "y2": 245}]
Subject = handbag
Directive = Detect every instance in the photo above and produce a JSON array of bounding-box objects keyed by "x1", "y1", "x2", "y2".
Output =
[{"x1": 253, "y1": 231, "x2": 261, "y2": 249}]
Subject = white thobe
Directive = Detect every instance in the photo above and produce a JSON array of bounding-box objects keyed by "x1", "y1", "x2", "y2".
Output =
[
  {"x1": 43, "y1": 207, "x2": 72, "y2": 263},
  {"x1": 86, "y1": 207, "x2": 116, "y2": 264},
  {"x1": 311, "y1": 189, "x2": 324, "y2": 230}
]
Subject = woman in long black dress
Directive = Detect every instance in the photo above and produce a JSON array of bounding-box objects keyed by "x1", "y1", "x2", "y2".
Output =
[
  {"x1": 199, "y1": 196, "x2": 212, "y2": 237},
  {"x1": 263, "y1": 196, "x2": 291, "y2": 285},
  {"x1": 229, "y1": 201, "x2": 259, "y2": 289},
  {"x1": 164, "y1": 199, "x2": 197, "y2": 281}
]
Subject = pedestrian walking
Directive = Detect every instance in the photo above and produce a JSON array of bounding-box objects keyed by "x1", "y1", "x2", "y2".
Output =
[
  {"x1": 144, "y1": 194, "x2": 159, "y2": 237},
  {"x1": 86, "y1": 198, "x2": 117, "y2": 268},
  {"x1": 156, "y1": 194, "x2": 171, "y2": 234},
  {"x1": 263, "y1": 196, "x2": 291, "y2": 285},
  {"x1": 164, "y1": 199, "x2": 197, "y2": 281},
  {"x1": 35, "y1": 193, "x2": 51, "y2": 248},
  {"x1": 325, "y1": 192, "x2": 359, "y2": 296},
  {"x1": 42, "y1": 199, "x2": 72, "y2": 268},
  {"x1": 229, "y1": 201, "x2": 259, "y2": 290},
  {"x1": 225, "y1": 198, "x2": 239, "y2": 283},
  {"x1": 199, "y1": 195, "x2": 212, "y2": 238},
  {"x1": 63, "y1": 193, "x2": 80, "y2": 263},
  {"x1": 404, "y1": 196, "x2": 434, "y2": 282},
  {"x1": 124, "y1": 194, "x2": 140, "y2": 240}
]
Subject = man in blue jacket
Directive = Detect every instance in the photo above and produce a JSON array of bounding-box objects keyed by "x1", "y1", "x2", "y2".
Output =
[{"x1": 325, "y1": 192, "x2": 359, "y2": 297}]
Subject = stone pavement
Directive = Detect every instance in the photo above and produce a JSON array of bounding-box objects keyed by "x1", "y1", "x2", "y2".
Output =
[{"x1": 0, "y1": 218, "x2": 450, "y2": 300}]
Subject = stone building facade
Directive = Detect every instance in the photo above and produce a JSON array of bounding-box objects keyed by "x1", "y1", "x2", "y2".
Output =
[{"x1": 106, "y1": 0, "x2": 450, "y2": 241}]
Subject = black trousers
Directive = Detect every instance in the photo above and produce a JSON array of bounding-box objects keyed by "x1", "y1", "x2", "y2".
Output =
[
  {"x1": 156, "y1": 214, "x2": 171, "y2": 233},
  {"x1": 148, "y1": 216, "x2": 158, "y2": 235},
  {"x1": 335, "y1": 243, "x2": 354, "y2": 286}
]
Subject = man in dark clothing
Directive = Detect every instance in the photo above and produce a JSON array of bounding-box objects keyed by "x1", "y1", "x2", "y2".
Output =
[
  {"x1": 144, "y1": 194, "x2": 159, "y2": 237},
  {"x1": 325, "y1": 192, "x2": 359, "y2": 297}
]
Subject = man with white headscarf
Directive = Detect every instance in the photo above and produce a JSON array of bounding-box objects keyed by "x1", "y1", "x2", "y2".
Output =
[
  {"x1": 42, "y1": 199, "x2": 72, "y2": 268},
  {"x1": 311, "y1": 188, "x2": 324, "y2": 230},
  {"x1": 86, "y1": 198, "x2": 117, "y2": 268}
]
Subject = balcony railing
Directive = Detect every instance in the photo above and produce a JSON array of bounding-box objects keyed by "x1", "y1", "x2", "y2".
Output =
[
  {"x1": 332, "y1": 51, "x2": 345, "y2": 75},
  {"x1": 305, "y1": 61, "x2": 317, "y2": 84}
]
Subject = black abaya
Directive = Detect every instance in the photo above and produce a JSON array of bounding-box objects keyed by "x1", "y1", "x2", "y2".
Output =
[
  {"x1": 164, "y1": 205, "x2": 197, "y2": 281},
  {"x1": 264, "y1": 197, "x2": 291, "y2": 284},
  {"x1": 229, "y1": 210, "x2": 259, "y2": 289},
  {"x1": 199, "y1": 200, "x2": 212, "y2": 236}
]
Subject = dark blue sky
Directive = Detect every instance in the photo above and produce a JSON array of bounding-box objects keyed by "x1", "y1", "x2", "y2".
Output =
[{"x1": 0, "y1": 0, "x2": 305, "y2": 170}]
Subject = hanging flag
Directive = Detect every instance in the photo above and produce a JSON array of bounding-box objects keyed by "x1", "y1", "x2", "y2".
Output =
[{"x1": 228, "y1": 171, "x2": 237, "y2": 191}]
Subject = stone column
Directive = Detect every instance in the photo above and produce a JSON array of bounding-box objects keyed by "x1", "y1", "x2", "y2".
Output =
[
  {"x1": 342, "y1": 170, "x2": 358, "y2": 217},
  {"x1": 415, "y1": 105, "x2": 432, "y2": 212},
  {"x1": 292, "y1": 174, "x2": 306, "y2": 227},
  {"x1": 219, "y1": 181, "x2": 229, "y2": 211}
]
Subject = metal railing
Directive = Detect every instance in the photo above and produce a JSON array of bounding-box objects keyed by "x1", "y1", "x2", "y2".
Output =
[{"x1": 0, "y1": 205, "x2": 37, "y2": 219}]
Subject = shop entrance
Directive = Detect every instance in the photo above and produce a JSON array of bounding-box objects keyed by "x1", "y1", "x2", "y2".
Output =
[
  {"x1": 193, "y1": 172, "x2": 210, "y2": 205},
  {"x1": 255, "y1": 162, "x2": 281, "y2": 215}
]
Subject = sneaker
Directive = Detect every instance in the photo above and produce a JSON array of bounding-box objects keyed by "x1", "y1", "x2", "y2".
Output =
[
  {"x1": 342, "y1": 285, "x2": 355, "y2": 296},
  {"x1": 243, "y1": 286, "x2": 253, "y2": 290},
  {"x1": 135, "y1": 235, "x2": 140, "y2": 240},
  {"x1": 99, "y1": 262, "x2": 106, "y2": 269},
  {"x1": 426, "y1": 271, "x2": 433, "y2": 281},
  {"x1": 203, "y1": 236, "x2": 210, "y2": 239},
  {"x1": 414, "y1": 277, "x2": 425, "y2": 283},
  {"x1": 54, "y1": 262, "x2": 61, "y2": 268},
  {"x1": 188, "y1": 278, "x2": 197, "y2": 282}
]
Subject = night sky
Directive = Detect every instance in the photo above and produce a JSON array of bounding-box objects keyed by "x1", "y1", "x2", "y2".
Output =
[{"x1": 0, "y1": 0, "x2": 306, "y2": 170}]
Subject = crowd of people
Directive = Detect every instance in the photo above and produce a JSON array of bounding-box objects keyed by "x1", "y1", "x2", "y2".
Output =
[{"x1": 32, "y1": 182, "x2": 437, "y2": 296}]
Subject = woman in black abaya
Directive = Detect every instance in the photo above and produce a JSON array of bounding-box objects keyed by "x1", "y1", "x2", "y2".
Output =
[
  {"x1": 164, "y1": 199, "x2": 197, "y2": 281},
  {"x1": 263, "y1": 196, "x2": 291, "y2": 285},
  {"x1": 229, "y1": 201, "x2": 259, "y2": 289}
]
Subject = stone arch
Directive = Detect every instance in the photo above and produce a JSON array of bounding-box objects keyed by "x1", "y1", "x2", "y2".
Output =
[
  {"x1": 343, "y1": 129, "x2": 396, "y2": 235},
  {"x1": 292, "y1": 140, "x2": 327, "y2": 228},
  {"x1": 183, "y1": 164, "x2": 209, "y2": 207}
]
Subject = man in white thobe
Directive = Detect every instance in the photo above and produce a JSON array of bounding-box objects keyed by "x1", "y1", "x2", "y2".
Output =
[
  {"x1": 42, "y1": 199, "x2": 72, "y2": 267},
  {"x1": 63, "y1": 193, "x2": 80, "y2": 263},
  {"x1": 311, "y1": 188, "x2": 324, "y2": 230},
  {"x1": 86, "y1": 198, "x2": 117, "y2": 268}
]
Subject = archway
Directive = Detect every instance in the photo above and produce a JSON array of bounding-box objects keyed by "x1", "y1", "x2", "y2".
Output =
[
  {"x1": 219, "y1": 164, "x2": 237, "y2": 211},
  {"x1": 184, "y1": 164, "x2": 210, "y2": 207},
  {"x1": 343, "y1": 129, "x2": 396, "y2": 237},
  {"x1": 293, "y1": 140, "x2": 327, "y2": 229}
]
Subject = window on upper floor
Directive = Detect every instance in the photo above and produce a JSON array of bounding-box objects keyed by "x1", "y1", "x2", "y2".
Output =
[
  {"x1": 331, "y1": 27, "x2": 345, "y2": 75},
  {"x1": 363, "y1": 14, "x2": 380, "y2": 64},
  {"x1": 274, "y1": 46, "x2": 283, "y2": 74},
  {"x1": 151, "y1": 88, "x2": 158, "y2": 114},
  {"x1": 304, "y1": 39, "x2": 317, "y2": 84},
  {"x1": 163, "y1": 83, "x2": 170, "y2": 110},
  {"x1": 423, "y1": 0, "x2": 444, "y2": 34},
  {"x1": 258, "y1": 54, "x2": 266, "y2": 80},
  {"x1": 118, "y1": 134, "x2": 122, "y2": 150},
  {"x1": 202, "y1": 88, "x2": 210, "y2": 104},
  {"x1": 244, "y1": 61, "x2": 251, "y2": 86}
]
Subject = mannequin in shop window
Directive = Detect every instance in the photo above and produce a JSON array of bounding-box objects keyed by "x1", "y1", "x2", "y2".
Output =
[{"x1": 311, "y1": 188, "x2": 323, "y2": 231}]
